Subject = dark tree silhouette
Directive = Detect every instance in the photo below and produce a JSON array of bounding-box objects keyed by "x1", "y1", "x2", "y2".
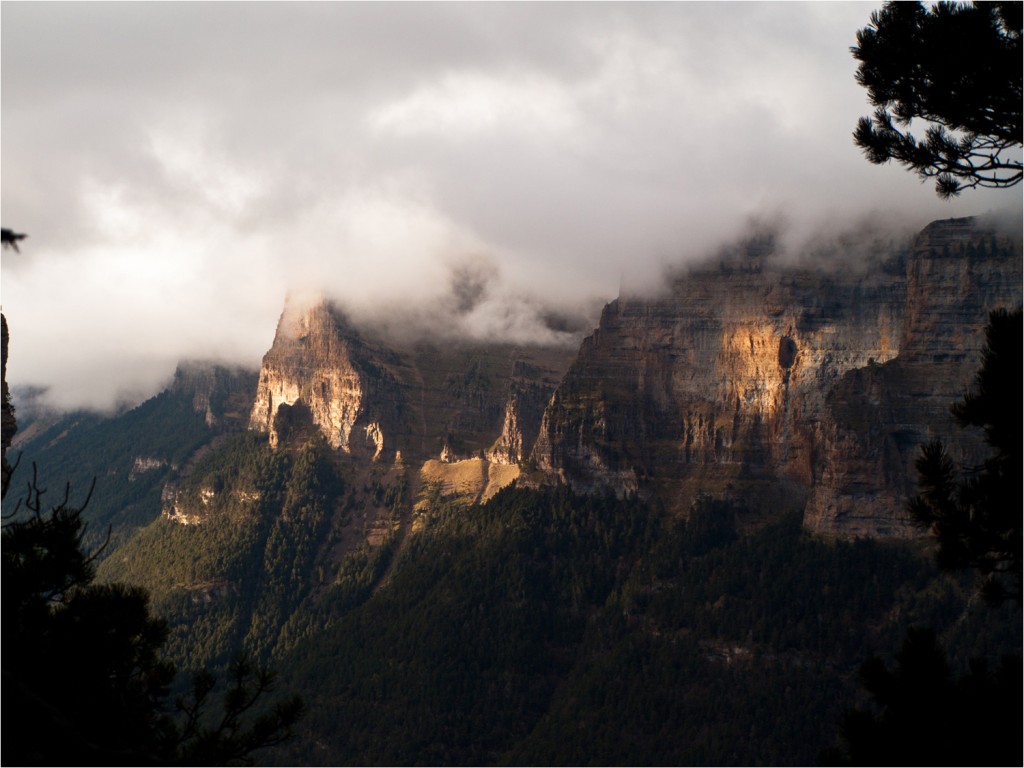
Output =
[
  {"x1": 1, "y1": 467, "x2": 304, "y2": 766},
  {"x1": 828, "y1": 628, "x2": 1021, "y2": 766},
  {"x1": 2, "y1": 227, "x2": 28, "y2": 252},
  {"x1": 826, "y1": 310, "x2": 1023, "y2": 765},
  {"x1": 852, "y1": 2, "x2": 1022, "y2": 197},
  {"x1": 2, "y1": 313, "x2": 17, "y2": 500},
  {"x1": 172, "y1": 656, "x2": 306, "y2": 766},
  {"x1": 909, "y1": 308, "x2": 1022, "y2": 604},
  {"x1": 1, "y1": 226, "x2": 27, "y2": 497}
]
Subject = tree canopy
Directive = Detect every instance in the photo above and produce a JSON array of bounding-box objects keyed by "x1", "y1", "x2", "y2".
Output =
[
  {"x1": 909, "y1": 308, "x2": 1022, "y2": 603},
  {"x1": 828, "y1": 310, "x2": 1023, "y2": 765},
  {"x1": 830, "y1": 628, "x2": 1021, "y2": 766},
  {"x1": 1, "y1": 467, "x2": 304, "y2": 766},
  {"x1": 852, "y1": 2, "x2": 1022, "y2": 197}
]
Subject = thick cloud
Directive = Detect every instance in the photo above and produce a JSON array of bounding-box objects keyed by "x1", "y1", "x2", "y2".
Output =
[{"x1": 1, "y1": 2, "x2": 1016, "y2": 411}]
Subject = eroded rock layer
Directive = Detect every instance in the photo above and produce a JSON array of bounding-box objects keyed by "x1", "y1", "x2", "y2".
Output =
[
  {"x1": 246, "y1": 217, "x2": 1019, "y2": 539},
  {"x1": 532, "y1": 217, "x2": 1021, "y2": 536},
  {"x1": 249, "y1": 296, "x2": 575, "y2": 475}
]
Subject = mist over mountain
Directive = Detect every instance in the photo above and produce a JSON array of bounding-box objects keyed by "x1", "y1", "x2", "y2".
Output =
[
  {"x1": 3, "y1": 4, "x2": 1021, "y2": 764},
  {"x1": 8, "y1": 210, "x2": 1020, "y2": 765},
  {"x1": 3, "y1": 2, "x2": 1019, "y2": 412}
]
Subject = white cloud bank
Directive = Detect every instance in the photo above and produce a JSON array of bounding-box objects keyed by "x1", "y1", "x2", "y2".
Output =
[{"x1": 1, "y1": 2, "x2": 1017, "y2": 411}]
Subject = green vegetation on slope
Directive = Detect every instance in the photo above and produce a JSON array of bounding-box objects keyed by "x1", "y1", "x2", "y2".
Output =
[
  {"x1": 88, "y1": 417, "x2": 1019, "y2": 766},
  {"x1": 11, "y1": 389, "x2": 215, "y2": 551},
  {"x1": 97, "y1": 433, "x2": 350, "y2": 670},
  {"x1": 277, "y1": 486, "x2": 655, "y2": 766},
  {"x1": 257, "y1": 489, "x2": 1019, "y2": 766}
]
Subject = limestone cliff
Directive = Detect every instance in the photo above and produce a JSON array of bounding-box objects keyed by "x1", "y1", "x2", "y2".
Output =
[
  {"x1": 245, "y1": 217, "x2": 1018, "y2": 537},
  {"x1": 172, "y1": 361, "x2": 258, "y2": 428},
  {"x1": 804, "y1": 218, "x2": 1022, "y2": 536},
  {"x1": 532, "y1": 233, "x2": 905, "y2": 501},
  {"x1": 487, "y1": 360, "x2": 563, "y2": 465},
  {"x1": 249, "y1": 295, "x2": 574, "y2": 478},
  {"x1": 249, "y1": 297, "x2": 406, "y2": 458},
  {"x1": 532, "y1": 217, "x2": 1021, "y2": 537}
]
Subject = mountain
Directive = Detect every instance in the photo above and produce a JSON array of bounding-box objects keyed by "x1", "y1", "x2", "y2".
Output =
[
  {"x1": 40, "y1": 214, "x2": 1012, "y2": 599},
  {"x1": 8, "y1": 215, "x2": 1020, "y2": 765},
  {"x1": 82, "y1": 304, "x2": 578, "y2": 669},
  {"x1": 247, "y1": 293, "x2": 575, "y2": 502},
  {"x1": 227, "y1": 215, "x2": 1021, "y2": 544},
  {"x1": 8, "y1": 362, "x2": 257, "y2": 549},
  {"x1": 533, "y1": 216, "x2": 1022, "y2": 536}
]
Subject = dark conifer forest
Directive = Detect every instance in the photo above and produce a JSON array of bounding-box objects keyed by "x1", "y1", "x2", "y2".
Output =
[{"x1": 8, "y1": 399, "x2": 1019, "y2": 764}]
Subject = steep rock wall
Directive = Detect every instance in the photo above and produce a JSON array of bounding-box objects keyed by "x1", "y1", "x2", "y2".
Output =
[
  {"x1": 487, "y1": 360, "x2": 560, "y2": 465},
  {"x1": 249, "y1": 298, "x2": 405, "y2": 459},
  {"x1": 805, "y1": 218, "x2": 1023, "y2": 536},
  {"x1": 533, "y1": 235, "x2": 905, "y2": 501},
  {"x1": 249, "y1": 296, "x2": 575, "y2": 475},
  {"x1": 533, "y1": 217, "x2": 1021, "y2": 536},
  {"x1": 173, "y1": 361, "x2": 258, "y2": 428}
]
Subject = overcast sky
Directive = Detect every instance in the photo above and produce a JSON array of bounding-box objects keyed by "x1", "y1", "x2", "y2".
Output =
[{"x1": 1, "y1": 1, "x2": 1016, "y2": 411}]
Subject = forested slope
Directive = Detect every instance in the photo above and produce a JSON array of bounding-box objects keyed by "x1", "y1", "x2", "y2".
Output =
[
  {"x1": 260, "y1": 487, "x2": 1019, "y2": 765},
  {"x1": 18, "y1": 373, "x2": 1021, "y2": 766}
]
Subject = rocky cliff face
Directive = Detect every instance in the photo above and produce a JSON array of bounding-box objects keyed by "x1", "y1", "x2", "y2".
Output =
[
  {"x1": 487, "y1": 361, "x2": 561, "y2": 465},
  {"x1": 247, "y1": 296, "x2": 407, "y2": 460},
  {"x1": 532, "y1": 233, "x2": 906, "y2": 501},
  {"x1": 804, "y1": 218, "x2": 1022, "y2": 536},
  {"x1": 249, "y1": 295, "x2": 575, "y2": 475},
  {"x1": 249, "y1": 299, "x2": 400, "y2": 456},
  {"x1": 532, "y1": 217, "x2": 1021, "y2": 536},
  {"x1": 245, "y1": 217, "x2": 1019, "y2": 538},
  {"x1": 172, "y1": 361, "x2": 258, "y2": 428}
]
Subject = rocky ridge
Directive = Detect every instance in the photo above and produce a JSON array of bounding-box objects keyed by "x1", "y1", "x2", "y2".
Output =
[
  {"x1": 171, "y1": 361, "x2": 258, "y2": 428},
  {"x1": 247, "y1": 295, "x2": 575, "y2": 500},
  {"x1": 240, "y1": 216, "x2": 1019, "y2": 539},
  {"x1": 804, "y1": 218, "x2": 1022, "y2": 536},
  {"x1": 531, "y1": 216, "x2": 1021, "y2": 536}
]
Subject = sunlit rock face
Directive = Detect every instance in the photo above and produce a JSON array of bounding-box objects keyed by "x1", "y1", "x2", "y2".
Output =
[
  {"x1": 249, "y1": 297, "x2": 403, "y2": 458},
  {"x1": 533, "y1": 234, "x2": 904, "y2": 499},
  {"x1": 246, "y1": 218, "x2": 1019, "y2": 538},
  {"x1": 249, "y1": 295, "x2": 575, "y2": 482},
  {"x1": 487, "y1": 361, "x2": 558, "y2": 466},
  {"x1": 533, "y1": 217, "x2": 1021, "y2": 537}
]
